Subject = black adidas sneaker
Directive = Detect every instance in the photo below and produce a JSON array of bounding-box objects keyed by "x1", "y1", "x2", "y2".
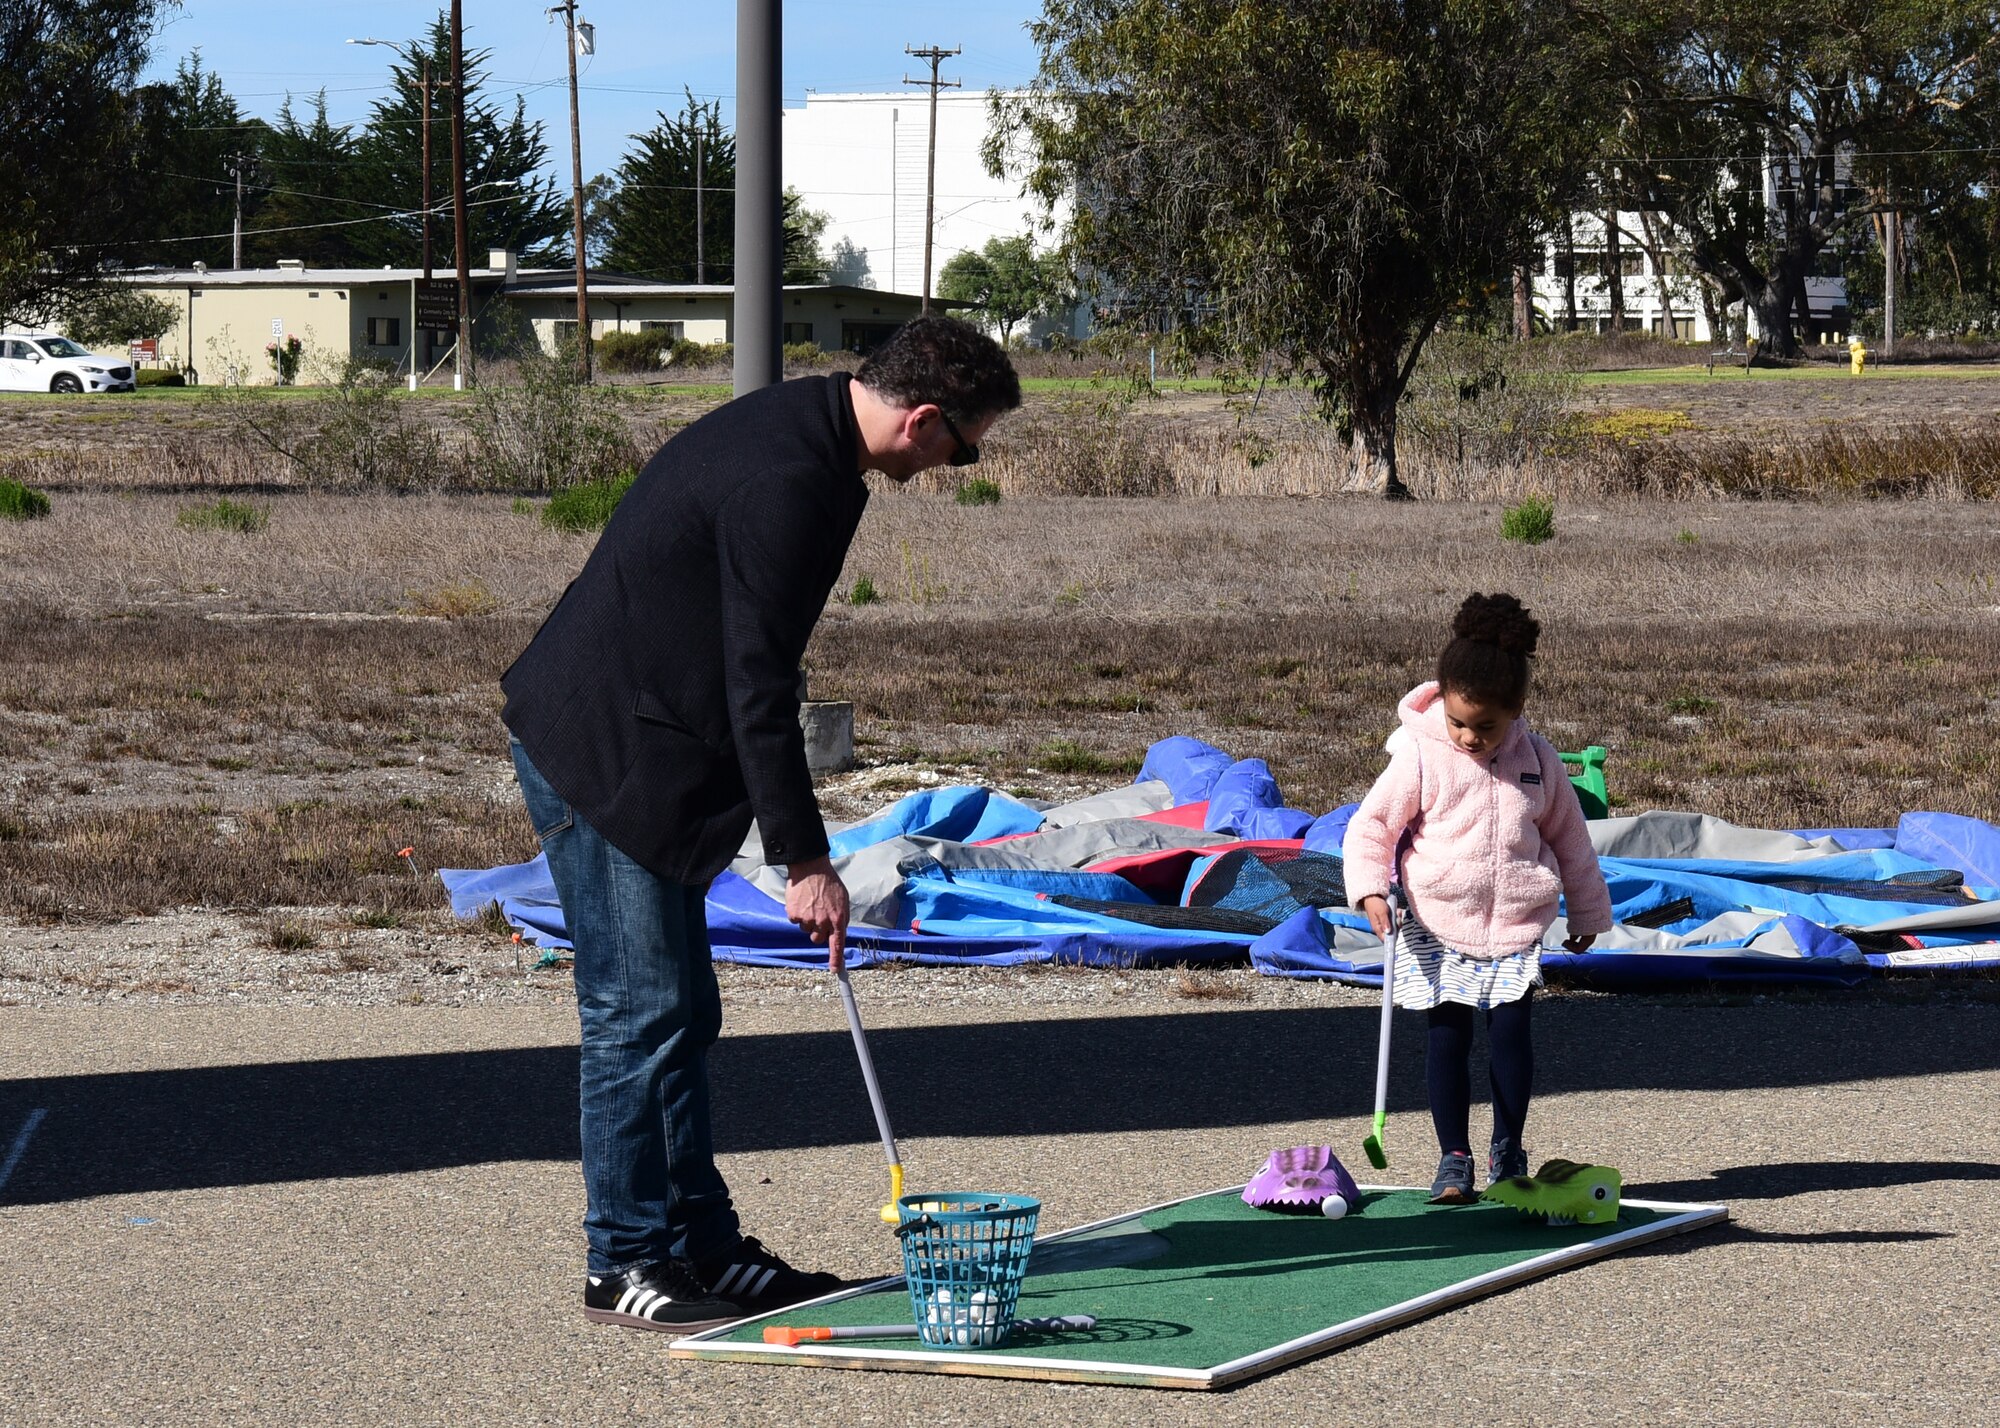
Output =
[
  {"x1": 693, "y1": 1236, "x2": 847, "y2": 1315},
  {"x1": 583, "y1": 1259, "x2": 746, "y2": 1334}
]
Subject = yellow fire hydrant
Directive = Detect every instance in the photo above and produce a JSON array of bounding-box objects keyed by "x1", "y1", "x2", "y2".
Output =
[{"x1": 1849, "y1": 335, "x2": 1869, "y2": 374}]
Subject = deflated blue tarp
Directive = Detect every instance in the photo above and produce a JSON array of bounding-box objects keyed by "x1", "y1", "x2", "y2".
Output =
[
  {"x1": 826, "y1": 785, "x2": 1043, "y2": 859},
  {"x1": 439, "y1": 735, "x2": 2000, "y2": 985}
]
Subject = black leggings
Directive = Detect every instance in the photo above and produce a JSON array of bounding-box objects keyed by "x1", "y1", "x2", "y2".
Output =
[{"x1": 1426, "y1": 993, "x2": 1533, "y2": 1155}]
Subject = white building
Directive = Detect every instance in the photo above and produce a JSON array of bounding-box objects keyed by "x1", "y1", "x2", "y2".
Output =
[
  {"x1": 782, "y1": 89, "x2": 1080, "y2": 337},
  {"x1": 1532, "y1": 167, "x2": 1854, "y2": 345}
]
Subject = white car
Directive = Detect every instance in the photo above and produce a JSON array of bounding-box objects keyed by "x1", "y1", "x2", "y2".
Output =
[{"x1": 0, "y1": 333, "x2": 136, "y2": 394}]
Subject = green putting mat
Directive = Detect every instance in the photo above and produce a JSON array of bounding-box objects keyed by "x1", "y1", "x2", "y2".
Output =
[{"x1": 672, "y1": 1185, "x2": 1728, "y2": 1389}]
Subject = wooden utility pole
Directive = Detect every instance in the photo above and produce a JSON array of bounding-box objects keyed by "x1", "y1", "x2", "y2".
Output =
[
  {"x1": 450, "y1": 0, "x2": 473, "y2": 389},
  {"x1": 694, "y1": 121, "x2": 704, "y2": 284},
  {"x1": 903, "y1": 45, "x2": 960, "y2": 314},
  {"x1": 547, "y1": 2, "x2": 594, "y2": 379}
]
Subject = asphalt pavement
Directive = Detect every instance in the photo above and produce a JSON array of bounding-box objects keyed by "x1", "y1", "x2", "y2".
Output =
[{"x1": 3, "y1": 983, "x2": 1996, "y2": 1427}]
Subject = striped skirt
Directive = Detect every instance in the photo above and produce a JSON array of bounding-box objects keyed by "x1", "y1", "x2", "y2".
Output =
[{"x1": 1390, "y1": 918, "x2": 1543, "y2": 1011}]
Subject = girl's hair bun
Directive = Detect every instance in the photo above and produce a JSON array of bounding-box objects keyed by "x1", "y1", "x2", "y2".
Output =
[
  {"x1": 1450, "y1": 592, "x2": 1539, "y2": 658},
  {"x1": 1437, "y1": 592, "x2": 1538, "y2": 707}
]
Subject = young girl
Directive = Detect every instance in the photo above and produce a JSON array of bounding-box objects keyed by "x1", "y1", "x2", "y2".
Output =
[{"x1": 1342, "y1": 592, "x2": 1612, "y2": 1204}]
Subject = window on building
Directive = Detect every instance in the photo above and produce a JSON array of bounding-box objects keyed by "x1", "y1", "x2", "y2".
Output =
[
  {"x1": 1555, "y1": 250, "x2": 1602, "y2": 281},
  {"x1": 637, "y1": 320, "x2": 684, "y2": 339},
  {"x1": 783, "y1": 322, "x2": 814, "y2": 344},
  {"x1": 367, "y1": 316, "x2": 401, "y2": 346},
  {"x1": 552, "y1": 320, "x2": 579, "y2": 348}
]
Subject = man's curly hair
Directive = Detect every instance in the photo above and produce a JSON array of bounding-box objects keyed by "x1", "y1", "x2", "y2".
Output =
[{"x1": 855, "y1": 315, "x2": 1022, "y2": 423}]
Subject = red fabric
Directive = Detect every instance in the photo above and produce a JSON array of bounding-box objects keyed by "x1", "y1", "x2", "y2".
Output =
[
  {"x1": 1135, "y1": 801, "x2": 1211, "y2": 829},
  {"x1": 1086, "y1": 839, "x2": 1306, "y2": 901}
]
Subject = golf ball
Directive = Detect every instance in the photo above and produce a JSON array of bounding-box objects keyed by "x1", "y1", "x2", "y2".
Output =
[{"x1": 1320, "y1": 1194, "x2": 1350, "y2": 1220}]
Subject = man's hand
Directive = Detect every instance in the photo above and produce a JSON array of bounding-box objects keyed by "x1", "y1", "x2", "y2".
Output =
[
  {"x1": 1562, "y1": 932, "x2": 1596, "y2": 954},
  {"x1": 1358, "y1": 894, "x2": 1393, "y2": 940},
  {"x1": 786, "y1": 855, "x2": 850, "y2": 970}
]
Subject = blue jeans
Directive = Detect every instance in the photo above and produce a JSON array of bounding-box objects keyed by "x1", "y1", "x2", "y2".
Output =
[{"x1": 511, "y1": 738, "x2": 741, "y2": 1273}]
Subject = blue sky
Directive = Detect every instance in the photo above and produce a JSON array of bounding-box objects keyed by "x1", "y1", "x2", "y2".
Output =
[{"x1": 142, "y1": 1, "x2": 1047, "y2": 182}]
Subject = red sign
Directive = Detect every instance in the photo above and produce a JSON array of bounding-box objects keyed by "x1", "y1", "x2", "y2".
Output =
[{"x1": 129, "y1": 339, "x2": 159, "y2": 362}]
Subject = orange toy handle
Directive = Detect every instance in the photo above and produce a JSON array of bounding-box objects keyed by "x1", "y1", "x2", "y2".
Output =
[{"x1": 763, "y1": 1325, "x2": 834, "y2": 1346}]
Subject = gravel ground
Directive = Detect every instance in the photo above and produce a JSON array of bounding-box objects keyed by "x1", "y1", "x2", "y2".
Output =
[{"x1": 3, "y1": 972, "x2": 1997, "y2": 1427}]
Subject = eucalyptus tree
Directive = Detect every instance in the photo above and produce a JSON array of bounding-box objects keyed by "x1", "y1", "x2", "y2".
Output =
[
  {"x1": 999, "y1": 0, "x2": 1619, "y2": 494},
  {"x1": 1616, "y1": 0, "x2": 1997, "y2": 355},
  {"x1": 1, "y1": 0, "x2": 176, "y2": 322}
]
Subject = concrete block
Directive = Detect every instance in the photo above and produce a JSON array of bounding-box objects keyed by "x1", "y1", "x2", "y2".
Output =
[{"x1": 800, "y1": 701, "x2": 855, "y2": 774}]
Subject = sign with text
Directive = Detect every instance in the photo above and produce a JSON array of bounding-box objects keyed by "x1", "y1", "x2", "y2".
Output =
[
  {"x1": 414, "y1": 278, "x2": 460, "y2": 333},
  {"x1": 129, "y1": 339, "x2": 158, "y2": 363}
]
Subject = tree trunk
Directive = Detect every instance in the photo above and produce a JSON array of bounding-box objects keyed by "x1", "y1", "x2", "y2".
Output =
[
  {"x1": 1512, "y1": 262, "x2": 1533, "y2": 341},
  {"x1": 1698, "y1": 277, "x2": 1725, "y2": 343},
  {"x1": 1346, "y1": 394, "x2": 1409, "y2": 499},
  {"x1": 1643, "y1": 221, "x2": 1677, "y2": 337},
  {"x1": 1605, "y1": 212, "x2": 1625, "y2": 331},
  {"x1": 1748, "y1": 278, "x2": 1795, "y2": 358},
  {"x1": 1560, "y1": 212, "x2": 1578, "y2": 331}
]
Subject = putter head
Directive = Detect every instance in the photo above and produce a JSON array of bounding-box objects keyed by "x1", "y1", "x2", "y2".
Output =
[
  {"x1": 1363, "y1": 1112, "x2": 1389, "y2": 1169},
  {"x1": 878, "y1": 1201, "x2": 900, "y2": 1224}
]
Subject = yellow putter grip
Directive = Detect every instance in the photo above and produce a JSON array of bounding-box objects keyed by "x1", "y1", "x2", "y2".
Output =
[{"x1": 879, "y1": 1162, "x2": 905, "y2": 1223}]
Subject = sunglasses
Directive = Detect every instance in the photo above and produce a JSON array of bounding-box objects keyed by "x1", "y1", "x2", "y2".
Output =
[{"x1": 938, "y1": 410, "x2": 980, "y2": 467}]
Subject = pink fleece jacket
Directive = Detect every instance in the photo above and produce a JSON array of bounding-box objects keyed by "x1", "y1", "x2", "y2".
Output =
[{"x1": 1341, "y1": 682, "x2": 1613, "y2": 960}]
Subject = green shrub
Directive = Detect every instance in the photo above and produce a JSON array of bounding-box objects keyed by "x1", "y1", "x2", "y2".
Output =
[
  {"x1": 954, "y1": 476, "x2": 1003, "y2": 506},
  {"x1": 0, "y1": 478, "x2": 52, "y2": 521},
  {"x1": 543, "y1": 471, "x2": 636, "y2": 532},
  {"x1": 1500, "y1": 496, "x2": 1556, "y2": 545},
  {"x1": 782, "y1": 341, "x2": 828, "y2": 366},
  {"x1": 467, "y1": 348, "x2": 636, "y2": 492},
  {"x1": 594, "y1": 330, "x2": 672, "y2": 373},
  {"x1": 511, "y1": 496, "x2": 537, "y2": 515},
  {"x1": 848, "y1": 573, "x2": 880, "y2": 605},
  {"x1": 666, "y1": 338, "x2": 733, "y2": 369},
  {"x1": 136, "y1": 369, "x2": 186, "y2": 388},
  {"x1": 176, "y1": 497, "x2": 268, "y2": 533}
]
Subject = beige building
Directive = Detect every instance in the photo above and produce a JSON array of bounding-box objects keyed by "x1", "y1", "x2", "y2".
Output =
[{"x1": 113, "y1": 252, "x2": 929, "y2": 383}]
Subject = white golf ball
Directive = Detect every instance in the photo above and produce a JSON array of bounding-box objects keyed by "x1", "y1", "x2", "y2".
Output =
[{"x1": 1320, "y1": 1194, "x2": 1349, "y2": 1220}]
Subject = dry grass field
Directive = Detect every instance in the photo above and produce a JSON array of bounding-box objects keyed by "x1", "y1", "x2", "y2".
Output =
[{"x1": 2, "y1": 366, "x2": 1998, "y2": 988}]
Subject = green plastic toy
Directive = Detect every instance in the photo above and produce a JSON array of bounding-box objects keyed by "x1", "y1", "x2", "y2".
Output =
[
  {"x1": 1559, "y1": 746, "x2": 1609, "y2": 819},
  {"x1": 1482, "y1": 1159, "x2": 1623, "y2": 1226}
]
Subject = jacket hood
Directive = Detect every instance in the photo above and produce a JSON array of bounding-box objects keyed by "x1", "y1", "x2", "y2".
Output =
[{"x1": 1388, "y1": 680, "x2": 1525, "y2": 760}]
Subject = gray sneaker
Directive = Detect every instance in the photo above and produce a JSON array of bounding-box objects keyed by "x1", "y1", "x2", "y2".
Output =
[
  {"x1": 1488, "y1": 1139, "x2": 1530, "y2": 1186},
  {"x1": 1427, "y1": 1150, "x2": 1477, "y2": 1205}
]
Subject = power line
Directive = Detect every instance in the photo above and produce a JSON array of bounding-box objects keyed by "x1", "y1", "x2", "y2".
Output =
[{"x1": 79, "y1": 194, "x2": 525, "y2": 250}]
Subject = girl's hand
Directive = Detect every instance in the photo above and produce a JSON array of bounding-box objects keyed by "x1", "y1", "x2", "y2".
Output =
[
  {"x1": 1562, "y1": 932, "x2": 1596, "y2": 954},
  {"x1": 1358, "y1": 895, "x2": 1393, "y2": 940}
]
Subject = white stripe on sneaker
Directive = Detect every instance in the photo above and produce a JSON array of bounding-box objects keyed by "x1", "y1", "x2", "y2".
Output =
[
  {"x1": 714, "y1": 1265, "x2": 748, "y2": 1296},
  {"x1": 632, "y1": 1290, "x2": 660, "y2": 1319},
  {"x1": 615, "y1": 1285, "x2": 642, "y2": 1315},
  {"x1": 744, "y1": 1266, "x2": 777, "y2": 1299}
]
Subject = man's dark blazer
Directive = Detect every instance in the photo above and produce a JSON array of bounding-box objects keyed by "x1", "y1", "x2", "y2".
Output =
[{"x1": 501, "y1": 373, "x2": 868, "y2": 884}]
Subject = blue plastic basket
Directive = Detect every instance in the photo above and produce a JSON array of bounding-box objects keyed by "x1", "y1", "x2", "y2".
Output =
[{"x1": 894, "y1": 1193, "x2": 1040, "y2": 1349}]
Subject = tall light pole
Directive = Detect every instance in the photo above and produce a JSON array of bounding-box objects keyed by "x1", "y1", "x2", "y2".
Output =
[
  {"x1": 547, "y1": 3, "x2": 594, "y2": 380},
  {"x1": 735, "y1": 0, "x2": 781, "y2": 394},
  {"x1": 904, "y1": 45, "x2": 960, "y2": 314}
]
